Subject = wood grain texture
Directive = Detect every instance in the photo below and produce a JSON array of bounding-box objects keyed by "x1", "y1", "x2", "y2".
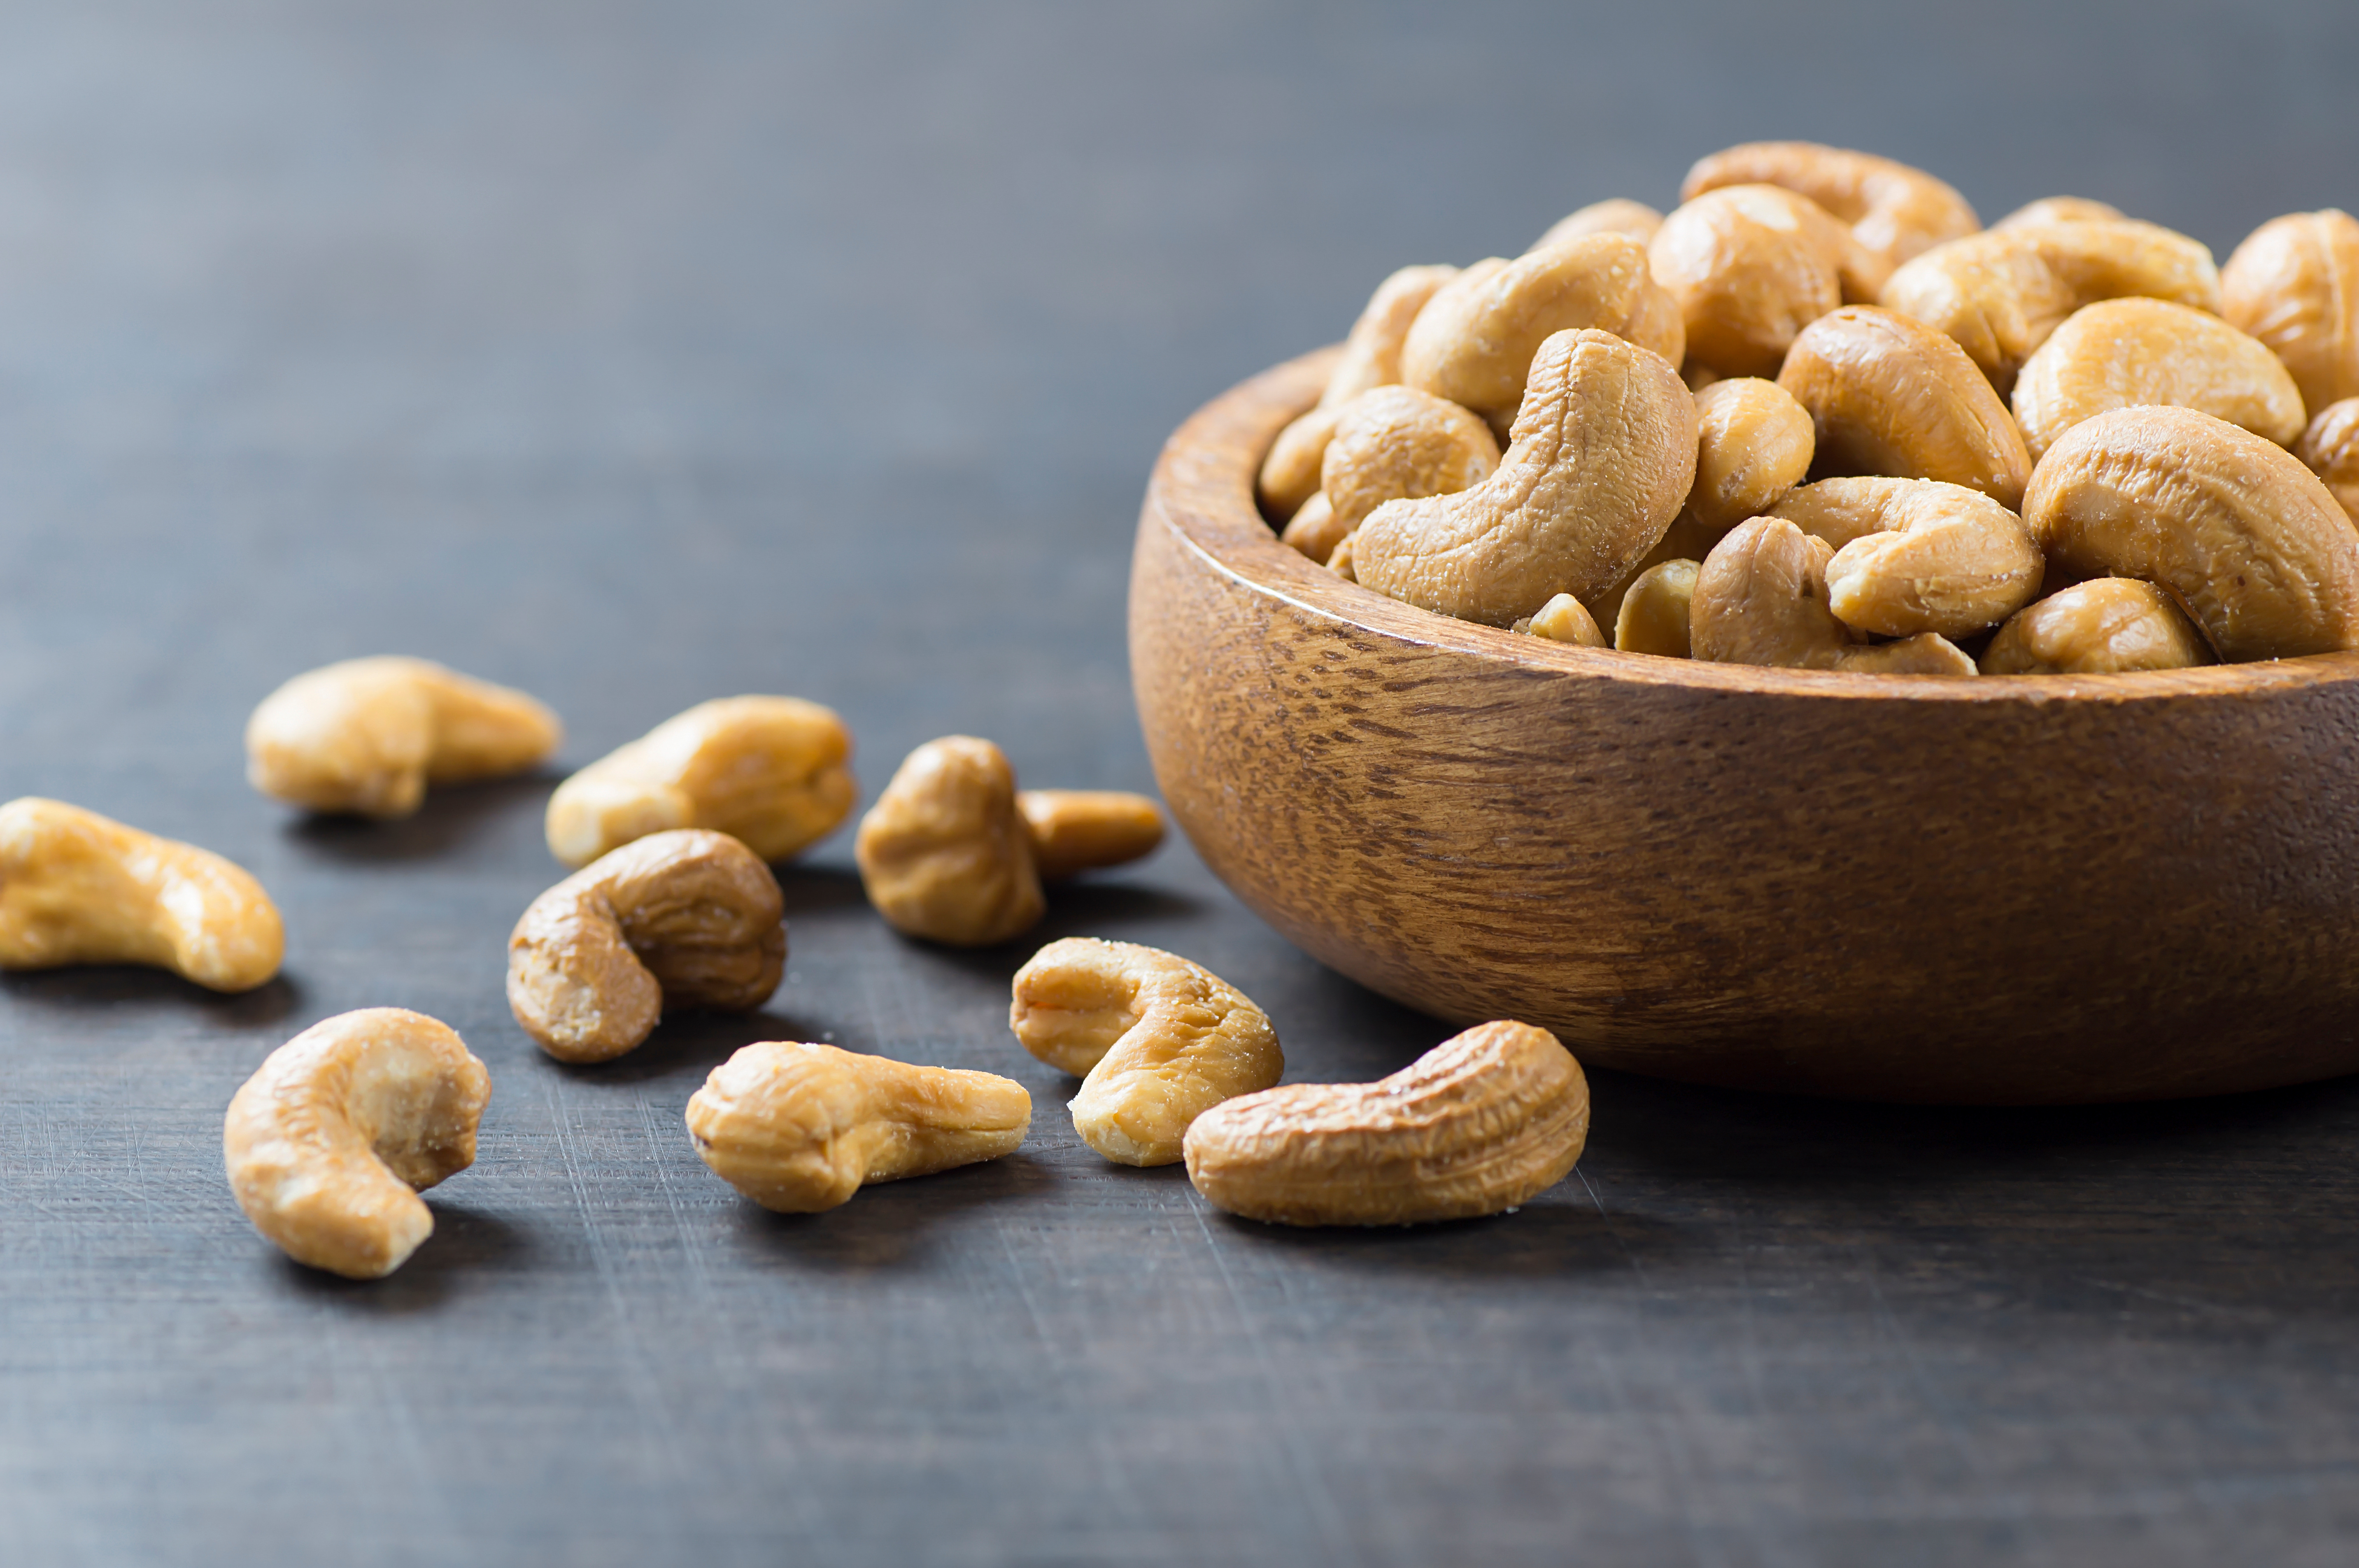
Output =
[{"x1": 1134, "y1": 348, "x2": 2359, "y2": 1102}]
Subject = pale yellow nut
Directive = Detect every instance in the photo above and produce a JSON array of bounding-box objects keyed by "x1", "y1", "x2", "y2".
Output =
[
  {"x1": 2222, "y1": 210, "x2": 2359, "y2": 416},
  {"x1": 1258, "y1": 406, "x2": 1340, "y2": 527},
  {"x1": 1648, "y1": 185, "x2": 1879, "y2": 382},
  {"x1": 1182, "y1": 1020, "x2": 1588, "y2": 1227},
  {"x1": 246, "y1": 656, "x2": 560, "y2": 819},
  {"x1": 223, "y1": 1008, "x2": 490, "y2": 1279},
  {"x1": 1278, "y1": 492, "x2": 1347, "y2": 563},
  {"x1": 508, "y1": 829, "x2": 785, "y2": 1065},
  {"x1": 2022, "y1": 404, "x2": 2359, "y2": 662},
  {"x1": 1530, "y1": 197, "x2": 1663, "y2": 252},
  {"x1": 0, "y1": 798, "x2": 283, "y2": 992},
  {"x1": 1016, "y1": 790, "x2": 1165, "y2": 883},
  {"x1": 2012, "y1": 297, "x2": 2307, "y2": 462},
  {"x1": 1770, "y1": 477, "x2": 2042, "y2": 639},
  {"x1": 1325, "y1": 531, "x2": 1357, "y2": 582},
  {"x1": 687, "y1": 1041, "x2": 1029, "y2": 1212},
  {"x1": 1587, "y1": 510, "x2": 1723, "y2": 633},
  {"x1": 1691, "y1": 518, "x2": 1977, "y2": 676},
  {"x1": 1980, "y1": 580, "x2": 2215, "y2": 675},
  {"x1": 1511, "y1": 592, "x2": 1605, "y2": 646},
  {"x1": 1011, "y1": 937, "x2": 1282, "y2": 1167},
  {"x1": 545, "y1": 695, "x2": 855, "y2": 869},
  {"x1": 1689, "y1": 376, "x2": 1816, "y2": 534},
  {"x1": 1777, "y1": 306, "x2": 2032, "y2": 510},
  {"x1": 1615, "y1": 559, "x2": 1699, "y2": 657},
  {"x1": 1995, "y1": 196, "x2": 2127, "y2": 230},
  {"x1": 1682, "y1": 142, "x2": 1980, "y2": 291},
  {"x1": 2298, "y1": 398, "x2": 2359, "y2": 524},
  {"x1": 1320, "y1": 386, "x2": 1500, "y2": 534},
  {"x1": 1355, "y1": 328, "x2": 1698, "y2": 628},
  {"x1": 855, "y1": 736, "x2": 1043, "y2": 946}
]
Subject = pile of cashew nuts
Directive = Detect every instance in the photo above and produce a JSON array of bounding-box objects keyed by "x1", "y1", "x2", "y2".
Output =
[
  {"x1": 1261, "y1": 142, "x2": 2359, "y2": 676},
  {"x1": 5, "y1": 655, "x2": 1591, "y2": 1279}
]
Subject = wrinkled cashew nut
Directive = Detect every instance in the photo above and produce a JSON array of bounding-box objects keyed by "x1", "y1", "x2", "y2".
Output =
[
  {"x1": 0, "y1": 797, "x2": 284, "y2": 992},
  {"x1": 1681, "y1": 141, "x2": 1980, "y2": 290},
  {"x1": 1182, "y1": 1020, "x2": 1589, "y2": 1227},
  {"x1": 1691, "y1": 518, "x2": 1977, "y2": 675},
  {"x1": 1321, "y1": 385, "x2": 1500, "y2": 534},
  {"x1": 687, "y1": 1041, "x2": 1029, "y2": 1213},
  {"x1": 2222, "y1": 209, "x2": 2359, "y2": 416},
  {"x1": 2011, "y1": 297, "x2": 2306, "y2": 462},
  {"x1": 1769, "y1": 477, "x2": 2043, "y2": 638},
  {"x1": 856, "y1": 736, "x2": 1043, "y2": 946},
  {"x1": 1016, "y1": 790, "x2": 1166, "y2": 882},
  {"x1": 246, "y1": 657, "x2": 561, "y2": 819},
  {"x1": 1531, "y1": 197, "x2": 1663, "y2": 252},
  {"x1": 2299, "y1": 398, "x2": 2359, "y2": 524},
  {"x1": 1648, "y1": 184, "x2": 1878, "y2": 380},
  {"x1": 1980, "y1": 579, "x2": 2214, "y2": 675},
  {"x1": 1688, "y1": 376, "x2": 1816, "y2": 534},
  {"x1": 223, "y1": 1008, "x2": 490, "y2": 1279}
]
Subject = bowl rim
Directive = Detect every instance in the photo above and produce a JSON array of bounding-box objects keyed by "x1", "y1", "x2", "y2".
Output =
[{"x1": 1153, "y1": 344, "x2": 2359, "y2": 707}]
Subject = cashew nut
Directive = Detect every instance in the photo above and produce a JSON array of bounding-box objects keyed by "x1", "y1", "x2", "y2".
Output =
[
  {"x1": 1325, "y1": 531, "x2": 1356, "y2": 581},
  {"x1": 687, "y1": 1041, "x2": 1029, "y2": 1213},
  {"x1": 2011, "y1": 297, "x2": 2307, "y2": 462},
  {"x1": 1995, "y1": 196, "x2": 2126, "y2": 230},
  {"x1": 1399, "y1": 234, "x2": 1684, "y2": 437},
  {"x1": 0, "y1": 798, "x2": 283, "y2": 992},
  {"x1": 2222, "y1": 210, "x2": 2359, "y2": 416},
  {"x1": 1587, "y1": 510, "x2": 1723, "y2": 632},
  {"x1": 223, "y1": 1008, "x2": 490, "y2": 1279},
  {"x1": 1321, "y1": 385, "x2": 1500, "y2": 534},
  {"x1": 1688, "y1": 376, "x2": 1816, "y2": 534},
  {"x1": 1278, "y1": 492, "x2": 1346, "y2": 562},
  {"x1": 246, "y1": 657, "x2": 560, "y2": 819},
  {"x1": 1530, "y1": 197, "x2": 1663, "y2": 252},
  {"x1": 1691, "y1": 518, "x2": 1977, "y2": 675},
  {"x1": 1259, "y1": 405, "x2": 1341, "y2": 527},
  {"x1": 1355, "y1": 328, "x2": 1697, "y2": 627},
  {"x1": 1614, "y1": 559, "x2": 1699, "y2": 657},
  {"x1": 1647, "y1": 185, "x2": 1876, "y2": 380},
  {"x1": 508, "y1": 829, "x2": 785, "y2": 1065},
  {"x1": 1181, "y1": 1020, "x2": 1588, "y2": 1227},
  {"x1": 1879, "y1": 218, "x2": 2222, "y2": 391},
  {"x1": 1010, "y1": 937, "x2": 1283, "y2": 1167},
  {"x1": 545, "y1": 695, "x2": 855, "y2": 869},
  {"x1": 1681, "y1": 142, "x2": 1979, "y2": 290},
  {"x1": 1979, "y1": 579, "x2": 2214, "y2": 675},
  {"x1": 2299, "y1": 398, "x2": 2359, "y2": 524},
  {"x1": 1511, "y1": 592, "x2": 1605, "y2": 646},
  {"x1": 2022, "y1": 404, "x2": 2359, "y2": 661},
  {"x1": 855, "y1": 736, "x2": 1043, "y2": 946},
  {"x1": 1768, "y1": 477, "x2": 2042, "y2": 638},
  {"x1": 1777, "y1": 305, "x2": 2033, "y2": 509},
  {"x1": 1017, "y1": 790, "x2": 1166, "y2": 881}
]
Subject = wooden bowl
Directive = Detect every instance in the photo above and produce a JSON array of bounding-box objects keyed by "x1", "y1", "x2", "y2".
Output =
[{"x1": 1129, "y1": 347, "x2": 2359, "y2": 1103}]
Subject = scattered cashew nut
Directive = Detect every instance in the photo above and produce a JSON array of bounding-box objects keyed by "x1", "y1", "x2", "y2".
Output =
[
  {"x1": 2222, "y1": 209, "x2": 2359, "y2": 416},
  {"x1": 1768, "y1": 477, "x2": 2043, "y2": 639},
  {"x1": 2011, "y1": 297, "x2": 2307, "y2": 462},
  {"x1": 1691, "y1": 518, "x2": 1977, "y2": 675},
  {"x1": 1681, "y1": 141, "x2": 1979, "y2": 291},
  {"x1": 1648, "y1": 184, "x2": 1876, "y2": 380},
  {"x1": 1979, "y1": 579, "x2": 2215, "y2": 675},
  {"x1": 1688, "y1": 376, "x2": 1816, "y2": 534},
  {"x1": 1017, "y1": 790, "x2": 1166, "y2": 881},
  {"x1": 2299, "y1": 398, "x2": 2359, "y2": 524},
  {"x1": 856, "y1": 736, "x2": 1041, "y2": 946},
  {"x1": 246, "y1": 657, "x2": 560, "y2": 819}
]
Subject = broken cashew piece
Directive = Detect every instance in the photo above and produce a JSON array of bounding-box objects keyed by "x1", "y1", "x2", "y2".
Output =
[
  {"x1": 1688, "y1": 376, "x2": 1816, "y2": 534},
  {"x1": 2222, "y1": 210, "x2": 2359, "y2": 416},
  {"x1": 1183, "y1": 1020, "x2": 1589, "y2": 1227},
  {"x1": 246, "y1": 657, "x2": 560, "y2": 818},
  {"x1": 1769, "y1": 477, "x2": 2043, "y2": 639},
  {"x1": 2011, "y1": 297, "x2": 2307, "y2": 462},
  {"x1": 223, "y1": 1008, "x2": 490, "y2": 1279},
  {"x1": 1530, "y1": 197, "x2": 1663, "y2": 252},
  {"x1": 1017, "y1": 790, "x2": 1165, "y2": 881},
  {"x1": 1648, "y1": 184, "x2": 1877, "y2": 380},
  {"x1": 1996, "y1": 196, "x2": 2127, "y2": 230},
  {"x1": 545, "y1": 695, "x2": 855, "y2": 869},
  {"x1": 508, "y1": 829, "x2": 785, "y2": 1064},
  {"x1": 1681, "y1": 141, "x2": 1979, "y2": 291},
  {"x1": 856, "y1": 736, "x2": 1043, "y2": 946},
  {"x1": 1321, "y1": 386, "x2": 1500, "y2": 534},
  {"x1": 1011, "y1": 937, "x2": 1283, "y2": 1167},
  {"x1": 1512, "y1": 593, "x2": 1605, "y2": 646},
  {"x1": 2299, "y1": 398, "x2": 2359, "y2": 524},
  {"x1": 0, "y1": 797, "x2": 283, "y2": 992},
  {"x1": 1615, "y1": 560, "x2": 1700, "y2": 657},
  {"x1": 1691, "y1": 518, "x2": 1976, "y2": 675},
  {"x1": 1980, "y1": 580, "x2": 2215, "y2": 675},
  {"x1": 688, "y1": 1041, "x2": 1029, "y2": 1213}
]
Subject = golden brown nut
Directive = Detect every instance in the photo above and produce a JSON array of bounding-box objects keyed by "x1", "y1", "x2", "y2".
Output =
[
  {"x1": 1879, "y1": 219, "x2": 2222, "y2": 391},
  {"x1": 2298, "y1": 398, "x2": 2359, "y2": 523},
  {"x1": 0, "y1": 798, "x2": 283, "y2": 992},
  {"x1": 855, "y1": 736, "x2": 1043, "y2": 946},
  {"x1": 2022, "y1": 405, "x2": 2359, "y2": 661},
  {"x1": 545, "y1": 696, "x2": 855, "y2": 869},
  {"x1": 1691, "y1": 518, "x2": 1977, "y2": 675},
  {"x1": 1586, "y1": 510, "x2": 1723, "y2": 631},
  {"x1": 2221, "y1": 210, "x2": 2359, "y2": 415},
  {"x1": 1182, "y1": 1020, "x2": 1588, "y2": 1227},
  {"x1": 1016, "y1": 790, "x2": 1166, "y2": 881},
  {"x1": 1278, "y1": 492, "x2": 1347, "y2": 562},
  {"x1": 1400, "y1": 234, "x2": 1684, "y2": 436},
  {"x1": 1688, "y1": 377, "x2": 1816, "y2": 533},
  {"x1": 687, "y1": 1041, "x2": 1029, "y2": 1212},
  {"x1": 507, "y1": 829, "x2": 785, "y2": 1065},
  {"x1": 1682, "y1": 142, "x2": 1979, "y2": 289},
  {"x1": 1778, "y1": 306, "x2": 2033, "y2": 509},
  {"x1": 1995, "y1": 196, "x2": 2127, "y2": 230},
  {"x1": 1321, "y1": 386, "x2": 1500, "y2": 534},
  {"x1": 1010, "y1": 937, "x2": 1282, "y2": 1167},
  {"x1": 2011, "y1": 297, "x2": 2307, "y2": 461},
  {"x1": 1511, "y1": 593, "x2": 1606, "y2": 645},
  {"x1": 1768, "y1": 477, "x2": 2042, "y2": 638},
  {"x1": 1355, "y1": 328, "x2": 1697, "y2": 627},
  {"x1": 1980, "y1": 580, "x2": 2215, "y2": 675},
  {"x1": 1258, "y1": 405, "x2": 1341, "y2": 527},
  {"x1": 1647, "y1": 185, "x2": 1877, "y2": 380},
  {"x1": 223, "y1": 1008, "x2": 490, "y2": 1279},
  {"x1": 1531, "y1": 197, "x2": 1663, "y2": 252},
  {"x1": 1615, "y1": 559, "x2": 1700, "y2": 657},
  {"x1": 246, "y1": 657, "x2": 561, "y2": 819}
]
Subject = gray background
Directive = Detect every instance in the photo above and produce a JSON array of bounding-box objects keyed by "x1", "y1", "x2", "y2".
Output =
[{"x1": 3, "y1": 2, "x2": 2357, "y2": 1564}]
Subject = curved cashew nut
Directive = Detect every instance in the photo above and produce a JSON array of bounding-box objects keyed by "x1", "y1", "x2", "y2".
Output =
[
  {"x1": 1778, "y1": 306, "x2": 2033, "y2": 509},
  {"x1": 1278, "y1": 492, "x2": 1346, "y2": 563},
  {"x1": 1321, "y1": 386, "x2": 1500, "y2": 535},
  {"x1": 2012, "y1": 297, "x2": 2307, "y2": 462},
  {"x1": 1614, "y1": 559, "x2": 1700, "y2": 657},
  {"x1": 1530, "y1": 197, "x2": 1663, "y2": 252},
  {"x1": 2222, "y1": 210, "x2": 2359, "y2": 416},
  {"x1": 0, "y1": 798, "x2": 283, "y2": 992},
  {"x1": 545, "y1": 695, "x2": 855, "y2": 869},
  {"x1": 1768, "y1": 477, "x2": 2043, "y2": 639},
  {"x1": 1647, "y1": 185, "x2": 1877, "y2": 380},
  {"x1": 508, "y1": 828, "x2": 785, "y2": 1064},
  {"x1": 246, "y1": 657, "x2": 560, "y2": 819},
  {"x1": 1681, "y1": 142, "x2": 1979, "y2": 289},
  {"x1": 2299, "y1": 398, "x2": 2359, "y2": 524},
  {"x1": 688, "y1": 1041, "x2": 1029, "y2": 1213},
  {"x1": 1512, "y1": 593, "x2": 1606, "y2": 646},
  {"x1": 1688, "y1": 376, "x2": 1816, "y2": 534},
  {"x1": 1017, "y1": 790, "x2": 1165, "y2": 882},
  {"x1": 2022, "y1": 404, "x2": 2359, "y2": 661},
  {"x1": 1980, "y1": 580, "x2": 2214, "y2": 675},
  {"x1": 1011, "y1": 937, "x2": 1283, "y2": 1167},
  {"x1": 855, "y1": 736, "x2": 1043, "y2": 946},
  {"x1": 1182, "y1": 1020, "x2": 1588, "y2": 1227},
  {"x1": 223, "y1": 1008, "x2": 490, "y2": 1278},
  {"x1": 1996, "y1": 196, "x2": 2126, "y2": 230},
  {"x1": 1691, "y1": 518, "x2": 1977, "y2": 675},
  {"x1": 1355, "y1": 328, "x2": 1697, "y2": 627}
]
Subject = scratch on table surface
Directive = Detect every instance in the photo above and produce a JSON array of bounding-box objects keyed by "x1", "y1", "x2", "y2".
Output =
[{"x1": 1576, "y1": 1167, "x2": 1653, "y2": 1292}]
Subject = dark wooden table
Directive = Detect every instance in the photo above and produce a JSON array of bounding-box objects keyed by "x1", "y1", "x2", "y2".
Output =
[{"x1": 5, "y1": 3, "x2": 2358, "y2": 1563}]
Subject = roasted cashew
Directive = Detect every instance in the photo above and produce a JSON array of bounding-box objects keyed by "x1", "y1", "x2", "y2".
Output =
[
  {"x1": 2222, "y1": 210, "x2": 2359, "y2": 416},
  {"x1": 1512, "y1": 593, "x2": 1605, "y2": 646},
  {"x1": 2023, "y1": 405, "x2": 2359, "y2": 661},
  {"x1": 687, "y1": 1041, "x2": 1029, "y2": 1213},
  {"x1": 1355, "y1": 328, "x2": 1697, "y2": 627},
  {"x1": 1182, "y1": 1020, "x2": 1588, "y2": 1227},
  {"x1": 1777, "y1": 305, "x2": 2032, "y2": 509},
  {"x1": 2299, "y1": 398, "x2": 2359, "y2": 524},
  {"x1": 1688, "y1": 376, "x2": 1816, "y2": 534},
  {"x1": 1768, "y1": 477, "x2": 2042, "y2": 638},
  {"x1": 247, "y1": 657, "x2": 560, "y2": 819},
  {"x1": 0, "y1": 798, "x2": 283, "y2": 992},
  {"x1": 1017, "y1": 790, "x2": 1166, "y2": 881},
  {"x1": 545, "y1": 695, "x2": 855, "y2": 869},
  {"x1": 1278, "y1": 492, "x2": 1346, "y2": 562},
  {"x1": 1647, "y1": 185, "x2": 1877, "y2": 380},
  {"x1": 1996, "y1": 196, "x2": 2126, "y2": 230},
  {"x1": 1614, "y1": 559, "x2": 1700, "y2": 657},
  {"x1": 1530, "y1": 197, "x2": 1663, "y2": 252},
  {"x1": 1691, "y1": 518, "x2": 1977, "y2": 675},
  {"x1": 1980, "y1": 580, "x2": 2214, "y2": 675},
  {"x1": 1321, "y1": 386, "x2": 1500, "y2": 534},
  {"x1": 223, "y1": 1008, "x2": 490, "y2": 1279},
  {"x1": 508, "y1": 829, "x2": 785, "y2": 1064},
  {"x1": 855, "y1": 736, "x2": 1043, "y2": 946},
  {"x1": 2012, "y1": 297, "x2": 2306, "y2": 462},
  {"x1": 1259, "y1": 405, "x2": 1342, "y2": 527},
  {"x1": 1587, "y1": 510, "x2": 1723, "y2": 632},
  {"x1": 1681, "y1": 142, "x2": 1979, "y2": 290}
]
